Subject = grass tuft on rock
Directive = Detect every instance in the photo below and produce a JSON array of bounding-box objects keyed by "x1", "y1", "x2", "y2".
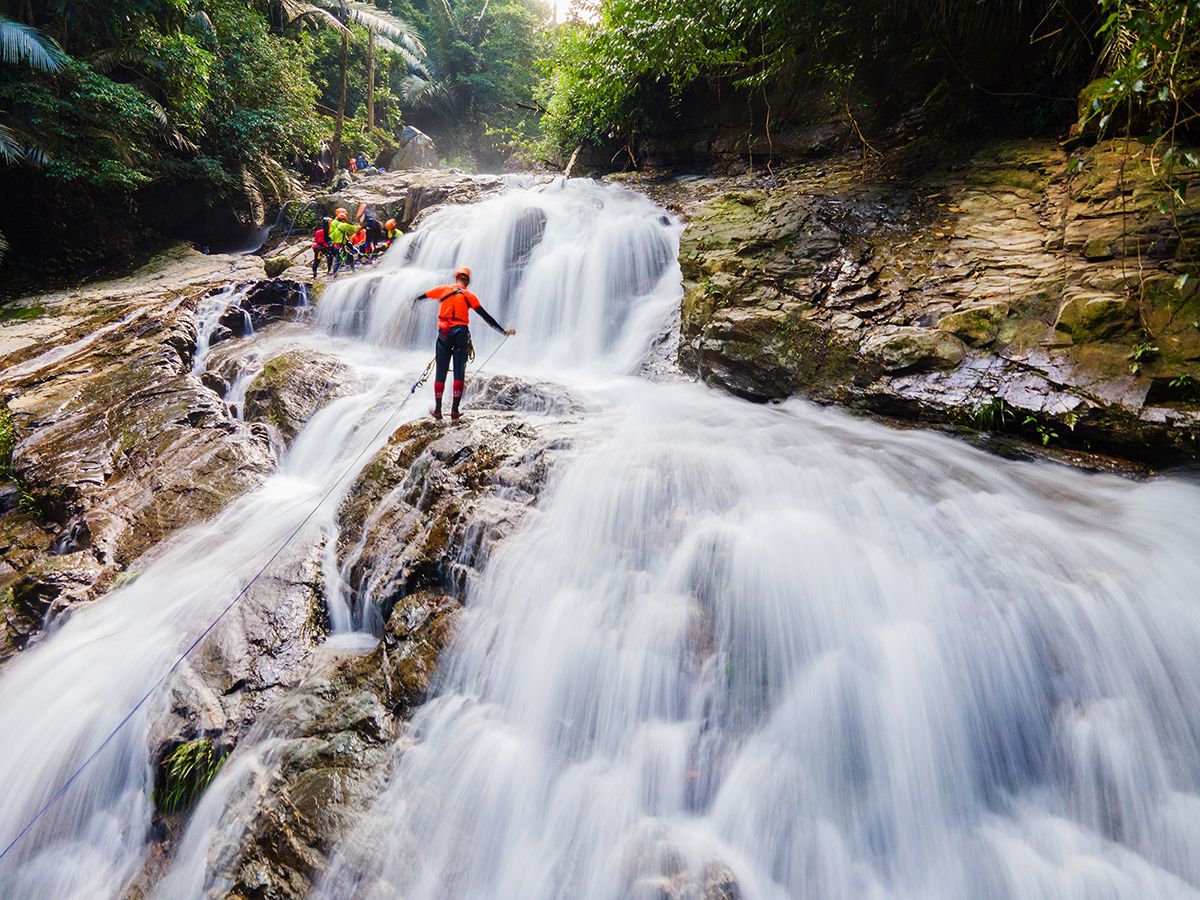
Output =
[
  {"x1": 0, "y1": 403, "x2": 15, "y2": 479},
  {"x1": 156, "y1": 737, "x2": 225, "y2": 815}
]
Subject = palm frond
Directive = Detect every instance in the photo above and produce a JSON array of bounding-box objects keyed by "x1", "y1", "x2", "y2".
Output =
[
  {"x1": 314, "y1": 0, "x2": 426, "y2": 54},
  {"x1": 344, "y1": 1, "x2": 422, "y2": 46},
  {"x1": 374, "y1": 33, "x2": 426, "y2": 72},
  {"x1": 0, "y1": 16, "x2": 66, "y2": 71},
  {"x1": 0, "y1": 121, "x2": 49, "y2": 165},
  {"x1": 0, "y1": 227, "x2": 8, "y2": 265},
  {"x1": 399, "y1": 72, "x2": 455, "y2": 114},
  {"x1": 0, "y1": 123, "x2": 23, "y2": 165},
  {"x1": 277, "y1": 0, "x2": 350, "y2": 34}
]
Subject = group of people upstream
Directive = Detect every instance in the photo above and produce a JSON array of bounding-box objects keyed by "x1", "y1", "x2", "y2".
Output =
[{"x1": 311, "y1": 206, "x2": 401, "y2": 277}]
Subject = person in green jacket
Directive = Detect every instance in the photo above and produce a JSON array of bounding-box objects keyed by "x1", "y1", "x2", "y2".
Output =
[{"x1": 328, "y1": 208, "x2": 362, "y2": 275}]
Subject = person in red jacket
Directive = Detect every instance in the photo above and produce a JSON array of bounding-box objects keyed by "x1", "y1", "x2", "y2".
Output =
[
  {"x1": 413, "y1": 266, "x2": 515, "y2": 420},
  {"x1": 311, "y1": 218, "x2": 333, "y2": 277}
]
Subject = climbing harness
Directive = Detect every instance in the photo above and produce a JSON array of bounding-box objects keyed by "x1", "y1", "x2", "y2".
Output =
[{"x1": 0, "y1": 353, "x2": 443, "y2": 863}]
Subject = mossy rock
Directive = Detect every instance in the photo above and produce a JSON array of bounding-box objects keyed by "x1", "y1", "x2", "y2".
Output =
[
  {"x1": 1075, "y1": 78, "x2": 1111, "y2": 139},
  {"x1": 1054, "y1": 294, "x2": 1136, "y2": 343},
  {"x1": 937, "y1": 302, "x2": 1009, "y2": 346},
  {"x1": 862, "y1": 328, "x2": 966, "y2": 373},
  {"x1": 0, "y1": 403, "x2": 14, "y2": 478},
  {"x1": 264, "y1": 255, "x2": 293, "y2": 278},
  {"x1": 243, "y1": 351, "x2": 351, "y2": 444},
  {"x1": 1141, "y1": 274, "x2": 1200, "y2": 362}
]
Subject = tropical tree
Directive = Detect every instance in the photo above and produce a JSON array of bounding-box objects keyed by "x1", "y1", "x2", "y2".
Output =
[
  {"x1": 397, "y1": 0, "x2": 545, "y2": 162},
  {"x1": 0, "y1": 15, "x2": 64, "y2": 262},
  {"x1": 272, "y1": 0, "x2": 424, "y2": 170}
]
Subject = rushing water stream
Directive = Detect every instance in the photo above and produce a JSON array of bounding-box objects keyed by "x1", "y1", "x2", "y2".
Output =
[{"x1": 1, "y1": 179, "x2": 1199, "y2": 899}]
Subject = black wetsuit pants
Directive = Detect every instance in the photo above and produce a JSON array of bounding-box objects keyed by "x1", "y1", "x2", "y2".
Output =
[{"x1": 435, "y1": 325, "x2": 470, "y2": 386}]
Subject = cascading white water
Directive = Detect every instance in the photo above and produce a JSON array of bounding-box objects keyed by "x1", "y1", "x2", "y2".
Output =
[
  {"x1": 191, "y1": 285, "x2": 251, "y2": 375},
  {"x1": 315, "y1": 383, "x2": 1200, "y2": 899},
  {"x1": 0, "y1": 178, "x2": 682, "y2": 898},
  {"x1": 316, "y1": 178, "x2": 681, "y2": 377},
  {"x1": 0, "y1": 365, "x2": 423, "y2": 898},
  {"x1": 2, "y1": 177, "x2": 1199, "y2": 900}
]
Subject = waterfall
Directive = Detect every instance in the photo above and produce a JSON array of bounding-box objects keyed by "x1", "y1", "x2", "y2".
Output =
[
  {"x1": 1, "y1": 177, "x2": 1199, "y2": 900},
  {"x1": 316, "y1": 179, "x2": 682, "y2": 376},
  {"x1": 313, "y1": 382, "x2": 1200, "y2": 899}
]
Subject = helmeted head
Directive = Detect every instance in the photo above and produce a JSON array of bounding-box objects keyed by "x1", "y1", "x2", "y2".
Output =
[
  {"x1": 385, "y1": 218, "x2": 397, "y2": 231},
  {"x1": 335, "y1": 207, "x2": 348, "y2": 221},
  {"x1": 454, "y1": 266, "x2": 471, "y2": 286}
]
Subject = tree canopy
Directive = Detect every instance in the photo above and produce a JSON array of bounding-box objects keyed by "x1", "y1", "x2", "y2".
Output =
[{"x1": 0, "y1": 0, "x2": 1196, "y2": 275}]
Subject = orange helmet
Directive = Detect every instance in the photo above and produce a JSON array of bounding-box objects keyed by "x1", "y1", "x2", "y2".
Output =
[
  {"x1": 454, "y1": 266, "x2": 471, "y2": 282},
  {"x1": 335, "y1": 207, "x2": 348, "y2": 221},
  {"x1": 385, "y1": 218, "x2": 397, "y2": 230}
]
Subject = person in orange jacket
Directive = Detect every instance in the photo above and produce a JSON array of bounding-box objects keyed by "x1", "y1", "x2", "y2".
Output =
[{"x1": 413, "y1": 266, "x2": 515, "y2": 420}]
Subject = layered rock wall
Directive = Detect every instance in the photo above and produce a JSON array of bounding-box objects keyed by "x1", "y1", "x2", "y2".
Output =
[{"x1": 672, "y1": 139, "x2": 1200, "y2": 464}]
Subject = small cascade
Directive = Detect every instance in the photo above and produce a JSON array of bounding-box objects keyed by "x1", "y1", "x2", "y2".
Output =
[
  {"x1": 316, "y1": 179, "x2": 683, "y2": 376},
  {"x1": 190, "y1": 286, "x2": 251, "y2": 376}
]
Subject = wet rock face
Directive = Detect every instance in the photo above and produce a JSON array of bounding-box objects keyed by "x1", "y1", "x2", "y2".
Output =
[
  {"x1": 337, "y1": 377, "x2": 576, "y2": 629},
  {"x1": 213, "y1": 591, "x2": 459, "y2": 900},
  {"x1": 0, "y1": 253, "x2": 277, "y2": 658},
  {"x1": 677, "y1": 139, "x2": 1200, "y2": 465},
  {"x1": 155, "y1": 381, "x2": 577, "y2": 898},
  {"x1": 318, "y1": 170, "x2": 508, "y2": 235},
  {"x1": 242, "y1": 350, "x2": 355, "y2": 446}
]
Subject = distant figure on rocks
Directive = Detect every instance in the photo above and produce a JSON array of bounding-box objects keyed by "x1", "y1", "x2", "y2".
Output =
[
  {"x1": 382, "y1": 218, "x2": 402, "y2": 251},
  {"x1": 318, "y1": 141, "x2": 332, "y2": 181},
  {"x1": 414, "y1": 267, "x2": 515, "y2": 421},
  {"x1": 311, "y1": 217, "x2": 333, "y2": 277},
  {"x1": 361, "y1": 212, "x2": 386, "y2": 256}
]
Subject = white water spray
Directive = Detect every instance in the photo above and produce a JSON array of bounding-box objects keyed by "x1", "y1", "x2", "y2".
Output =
[{"x1": 317, "y1": 381, "x2": 1200, "y2": 899}]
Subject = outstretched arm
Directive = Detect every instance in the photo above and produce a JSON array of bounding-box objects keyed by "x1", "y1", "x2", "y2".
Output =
[
  {"x1": 476, "y1": 305, "x2": 515, "y2": 336},
  {"x1": 412, "y1": 291, "x2": 430, "y2": 303}
]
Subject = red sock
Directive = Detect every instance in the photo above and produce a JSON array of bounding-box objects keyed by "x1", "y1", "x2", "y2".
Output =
[
  {"x1": 433, "y1": 381, "x2": 445, "y2": 411},
  {"x1": 452, "y1": 380, "x2": 464, "y2": 398}
]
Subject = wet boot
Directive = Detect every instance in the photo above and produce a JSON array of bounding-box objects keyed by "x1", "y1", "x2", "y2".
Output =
[{"x1": 431, "y1": 381, "x2": 444, "y2": 420}]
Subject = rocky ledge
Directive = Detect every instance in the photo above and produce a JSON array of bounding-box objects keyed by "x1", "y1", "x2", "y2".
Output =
[
  {"x1": 262, "y1": 170, "x2": 516, "y2": 283},
  {"x1": 0, "y1": 248, "x2": 291, "y2": 658},
  {"x1": 666, "y1": 138, "x2": 1199, "y2": 466},
  {"x1": 140, "y1": 377, "x2": 578, "y2": 897}
]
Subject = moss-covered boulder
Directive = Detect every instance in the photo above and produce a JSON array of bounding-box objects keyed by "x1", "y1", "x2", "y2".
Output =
[
  {"x1": 263, "y1": 255, "x2": 292, "y2": 278},
  {"x1": 1054, "y1": 293, "x2": 1136, "y2": 342},
  {"x1": 862, "y1": 327, "x2": 967, "y2": 372},
  {"x1": 243, "y1": 350, "x2": 354, "y2": 445},
  {"x1": 937, "y1": 302, "x2": 1009, "y2": 346}
]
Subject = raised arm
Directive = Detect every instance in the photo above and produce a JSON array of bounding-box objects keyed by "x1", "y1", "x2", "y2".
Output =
[{"x1": 475, "y1": 305, "x2": 515, "y2": 336}]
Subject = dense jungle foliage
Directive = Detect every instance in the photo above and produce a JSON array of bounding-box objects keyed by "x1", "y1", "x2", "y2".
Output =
[{"x1": 0, "y1": 0, "x2": 1196, "y2": 278}]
